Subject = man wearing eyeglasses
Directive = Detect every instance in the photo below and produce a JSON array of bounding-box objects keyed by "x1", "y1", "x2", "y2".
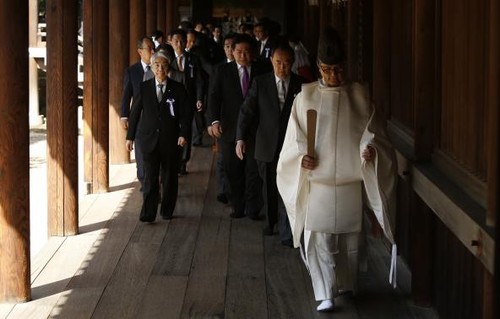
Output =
[
  {"x1": 277, "y1": 27, "x2": 398, "y2": 312},
  {"x1": 126, "y1": 51, "x2": 190, "y2": 222},
  {"x1": 120, "y1": 36, "x2": 155, "y2": 187}
]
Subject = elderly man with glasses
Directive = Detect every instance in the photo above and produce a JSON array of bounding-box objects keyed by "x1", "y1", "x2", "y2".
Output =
[{"x1": 126, "y1": 51, "x2": 191, "y2": 223}]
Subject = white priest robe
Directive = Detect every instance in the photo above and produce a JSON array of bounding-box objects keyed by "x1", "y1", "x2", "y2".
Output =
[{"x1": 276, "y1": 81, "x2": 398, "y2": 288}]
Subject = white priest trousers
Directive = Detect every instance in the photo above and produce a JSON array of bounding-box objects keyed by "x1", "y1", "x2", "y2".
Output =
[{"x1": 303, "y1": 230, "x2": 360, "y2": 301}]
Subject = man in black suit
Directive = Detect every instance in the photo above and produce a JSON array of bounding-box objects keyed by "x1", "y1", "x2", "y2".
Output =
[
  {"x1": 120, "y1": 36, "x2": 155, "y2": 187},
  {"x1": 207, "y1": 33, "x2": 269, "y2": 219},
  {"x1": 236, "y1": 43, "x2": 304, "y2": 246},
  {"x1": 254, "y1": 22, "x2": 274, "y2": 60},
  {"x1": 126, "y1": 51, "x2": 191, "y2": 222},
  {"x1": 169, "y1": 29, "x2": 204, "y2": 175}
]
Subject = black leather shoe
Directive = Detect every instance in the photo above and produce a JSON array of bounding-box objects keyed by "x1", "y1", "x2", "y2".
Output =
[
  {"x1": 262, "y1": 226, "x2": 274, "y2": 236},
  {"x1": 216, "y1": 194, "x2": 228, "y2": 204},
  {"x1": 230, "y1": 211, "x2": 245, "y2": 219},
  {"x1": 139, "y1": 216, "x2": 155, "y2": 223}
]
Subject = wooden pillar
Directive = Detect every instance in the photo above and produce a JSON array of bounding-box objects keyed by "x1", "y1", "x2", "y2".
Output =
[
  {"x1": 130, "y1": 0, "x2": 146, "y2": 65},
  {"x1": 487, "y1": 0, "x2": 499, "y2": 227},
  {"x1": 146, "y1": 0, "x2": 157, "y2": 36},
  {"x1": 84, "y1": 0, "x2": 110, "y2": 193},
  {"x1": 372, "y1": 0, "x2": 391, "y2": 116},
  {"x1": 109, "y1": 0, "x2": 130, "y2": 164},
  {"x1": 487, "y1": 0, "x2": 500, "y2": 316},
  {"x1": 0, "y1": 0, "x2": 30, "y2": 303},
  {"x1": 166, "y1": 0, "x2": 175, "y2": 34},
  {"x1": 46, "y1": 0, "x2": 79, "y2": 235},
  {"x1": 157, "y1": 0, "x2": 166, "y2": 32},
  {"x1": 413, "y1": 0, "x2": 436, "y2": 161},
  {"x1": 29, "y1": 0, "x2": 43, "y2": 126}
]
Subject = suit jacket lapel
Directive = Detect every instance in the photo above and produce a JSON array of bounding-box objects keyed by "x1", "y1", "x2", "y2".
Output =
[{"x1": 267, "y1": 74, "x2": 281, "y2": 113}]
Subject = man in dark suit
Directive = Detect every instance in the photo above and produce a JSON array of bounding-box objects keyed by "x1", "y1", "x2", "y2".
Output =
[
  {"x1": 207, "y1": 33, "x2": 269, "y2": 219},
  {"x1": 254, "y1": 22, "x2": 274, "y2": 60},
  {"x1": 126, "y1": 51, "x2": 191, "y2": 222},
  {"x1": 168, "y1": 29, "x2": 205, "y2": 175},
  {"x1": 236, "y1": 43, "x2": 304, "y2": 246},
  {"x1": 207, "y1": 33, "x2": 237, "y2": 205},
  {"x1": 120, "y1": 36, "x2": 155, "y2": 187}
]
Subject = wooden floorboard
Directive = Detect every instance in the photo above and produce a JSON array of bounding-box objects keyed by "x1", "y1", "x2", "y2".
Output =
[
  {"x1": 3, "y1": 145, "x2": 439, "y2": 319},
  {"x1": 180, "y1": 156, "x2": 231, "y2": 319},
  {"x1": 225, "y1": 217, "x2": 268, "y2": 319}
]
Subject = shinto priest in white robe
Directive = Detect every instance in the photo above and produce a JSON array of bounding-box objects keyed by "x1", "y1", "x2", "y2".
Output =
[{"x1": 276, "y1": 81, "x2": 398, "y2": 297}]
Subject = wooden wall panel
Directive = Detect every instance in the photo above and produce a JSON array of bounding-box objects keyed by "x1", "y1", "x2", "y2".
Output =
[
  {"x1": 440, "y1": 0, "x2": 487, "y2": 180},
  {"x1": 390, "y1": 0, "x2": 414, "y2": 132},
  {"x1": 433, "y1": 220, "x2": 484, "y2": 319}
]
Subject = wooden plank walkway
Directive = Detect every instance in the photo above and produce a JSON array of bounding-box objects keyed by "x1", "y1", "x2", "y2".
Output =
[{"x1": 1, "y1": 143, "x2": 439, "y2": 319}]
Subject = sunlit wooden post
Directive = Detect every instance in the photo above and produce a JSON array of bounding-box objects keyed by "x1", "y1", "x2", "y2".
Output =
[
  {"x1": 84, "y1": 0, "x2": 110, "y2": 193},
  {"x1": 46, "y1": 0, "x2": 79, "y2": 235},
  {"x1": 109, "y1": 0, "x2": 130, "y2": 164},
  {"x1": 0, "y1": 0, "x2": 31, "y2": 302}
]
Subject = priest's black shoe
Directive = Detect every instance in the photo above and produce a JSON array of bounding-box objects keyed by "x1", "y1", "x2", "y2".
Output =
[
  {"x1": 262, "y1": 226, "x2": 274, "y2": 236},
  {"x1": 230, "y1": 211, "x2": 245, "y2": 218},
  {"x1": 216, "y1": 193, "x2": 228, "y2": 204}
]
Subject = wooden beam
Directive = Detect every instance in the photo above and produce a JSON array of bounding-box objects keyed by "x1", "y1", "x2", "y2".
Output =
[
  {"x1": 84, "y1": 0, "x2": 110, "y2": 193},
  {"x1": 130, "y1": 0, "x2": 146, "y2": 65},
  {"x1": 109, "y1": 0, "x2": 130, "y2": 164},
  {"x1": 0, "y1": 0, "x2": 31, "y2": 303},
  {"x1": 46, "y1": 0, "x2": 79, "y2": 235},
  {"x1": 146, "y1": 0, "x2": 157, "y2": 36}
]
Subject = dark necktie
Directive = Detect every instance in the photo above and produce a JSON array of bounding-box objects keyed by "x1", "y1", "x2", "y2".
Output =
[
  {"x1": 157, "y1": 84, "x2": 163, "y2": 102},
  {"x1": 278, "y1": 79, "x2": 286, "y2": 110},
  {"x1": 143, "y1": 65, "x2": 153, "y2": 81},
  {"x1": 241, "y1": 67, "x2": 249, "y2": 97}
]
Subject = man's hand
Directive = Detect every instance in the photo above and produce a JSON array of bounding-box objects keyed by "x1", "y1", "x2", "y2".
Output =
[
  {"x1": 209, "y1": 122, "x2": 222, "y2": 138},
  {"x1": 301, "y1": 155, "x2": 318, "y2": 170},
  {"x1": 121, "y1": 118, "x2": 129, "y2": 130},
  {"x1": 361, "y1": 145, "x2": 375, "y2": 162},
  {"x1": 178, "y1": 136, "x2": 187, "y2": 147},
  {"x1": 235, "y1": 140, "x2": 246, "y2": 160},
  {"x1": 126, "y1": 140, "x2": 134, "y2": 152},
  {"x1": 196, "y1": 100, "x2": 203, "y2": 112}
]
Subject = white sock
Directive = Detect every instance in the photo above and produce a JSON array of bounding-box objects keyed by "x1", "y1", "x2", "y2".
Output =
[{"x1": 317, "y1": 299, "x2": 335, "y2": 312}]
